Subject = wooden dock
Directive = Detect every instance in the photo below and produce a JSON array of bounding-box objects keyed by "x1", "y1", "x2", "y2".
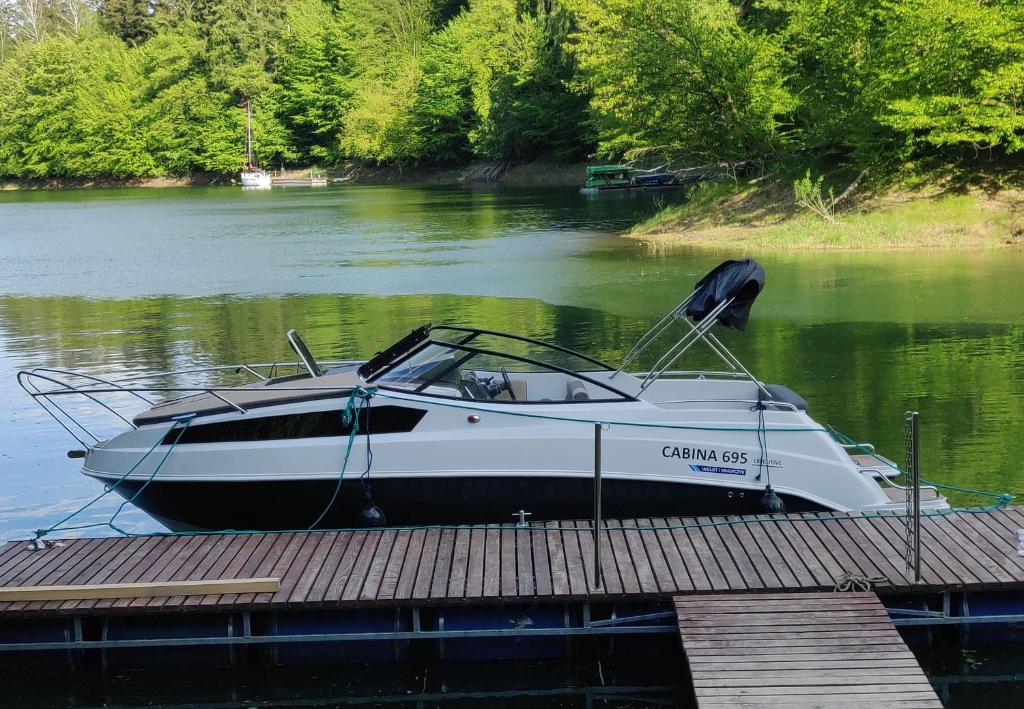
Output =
[
  {"x1": 1, "y1": 507, "x2": 1024, "y2": 617},
  {"x1": 675, "y1": 592, "x2": 942, "y2": 708}
]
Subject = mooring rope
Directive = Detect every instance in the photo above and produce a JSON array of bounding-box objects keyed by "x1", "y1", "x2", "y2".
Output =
[
  {"x1": 833, "y1": 572, "x2": 888, "y2": 592},
  {"x1": 827, "y1": 427, "x2": 1013, "y2": 505},
  {"x1": 306, "y1": 386, "x2": 374, "y2": 530},
  {"x1": 33, "y1": 414, "x2": 194, "y2": 541}
]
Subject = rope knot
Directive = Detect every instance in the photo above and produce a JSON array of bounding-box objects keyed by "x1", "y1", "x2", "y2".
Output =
[
  {"x1": 833, "y1": 572, "x2": 887, "y2": 592},
  {"x1": 342, "y1": 386, "x2": 374, "y2": 427}
]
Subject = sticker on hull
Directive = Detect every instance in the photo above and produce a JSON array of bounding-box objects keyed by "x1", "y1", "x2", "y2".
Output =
[{"x1": 689, "y1": 464, "x2": 747, "y2": 476}]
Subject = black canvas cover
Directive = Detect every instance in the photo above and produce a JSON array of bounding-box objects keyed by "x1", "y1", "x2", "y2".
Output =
[{"x1": 683, "y1": 259, "x2": 765, "y2": 331}]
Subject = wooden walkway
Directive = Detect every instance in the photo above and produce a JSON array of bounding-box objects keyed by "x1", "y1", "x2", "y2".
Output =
[
  {"x1": 675, "y1": 592, "x2": 942, "y2": 708},
  {"x1": 1, "y1": 507, "x2": 1024, "y2": 617}
]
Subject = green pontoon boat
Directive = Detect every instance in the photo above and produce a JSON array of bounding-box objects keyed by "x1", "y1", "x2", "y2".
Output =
[{"x1": 581, "y1": 165, "x2": 681, "y2": 194}]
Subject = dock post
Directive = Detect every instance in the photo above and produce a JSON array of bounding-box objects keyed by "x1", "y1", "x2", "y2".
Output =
[
  {"x1": 593, "y1": 422, "x2": 603, "y2": 590},
  {"x1": 905, "y1": 411, "x2": 922, "y2": 583}
]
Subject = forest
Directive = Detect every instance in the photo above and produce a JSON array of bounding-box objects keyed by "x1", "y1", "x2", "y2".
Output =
[{"x1": 0, "y1": 0, "x2": 1021, "y2": 180}]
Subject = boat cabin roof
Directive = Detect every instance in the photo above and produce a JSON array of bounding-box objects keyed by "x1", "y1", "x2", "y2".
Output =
[{"x1": 132, "y1": 368, "x2": 361, "y2": 425}]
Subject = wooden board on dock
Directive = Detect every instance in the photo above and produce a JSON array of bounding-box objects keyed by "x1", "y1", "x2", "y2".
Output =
[
  {"x1": 675, "y1": 592, "x2": 943, "y2": 708},
  {"x1": 0, "y1": 577, "x2": 280, "y2": 602},
  {"x1": 1, "y1": 507, "x2": 1024, "y2": 617}
]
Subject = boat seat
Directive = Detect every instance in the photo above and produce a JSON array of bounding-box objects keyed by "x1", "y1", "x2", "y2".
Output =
[
  {"x1": 494, "y1": 380, "x2": 528, "y2": 401},
  {"x1": 566, "y1": 379, "x2": 590, "y2": 401}
]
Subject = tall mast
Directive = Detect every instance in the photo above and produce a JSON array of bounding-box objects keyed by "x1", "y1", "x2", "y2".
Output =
[{"x1": 245, "y1": 99, "x2": 257, "y2": 168}]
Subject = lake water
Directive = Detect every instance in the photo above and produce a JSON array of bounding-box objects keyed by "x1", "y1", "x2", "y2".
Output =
[{"x1": 1, "y1": 184, "x2": 1023, "y2": 706}]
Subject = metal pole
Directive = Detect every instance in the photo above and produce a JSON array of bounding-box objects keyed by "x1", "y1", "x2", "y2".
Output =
[
  {"x1": 905, "y1": 411, "x2": 922, "y2": 582},
  {"x1": 593, "y1": 422, "x2": 603, "y2": 591},
  {"x1": 911, "y1": 412, "x2": 922, "y2": 583}
]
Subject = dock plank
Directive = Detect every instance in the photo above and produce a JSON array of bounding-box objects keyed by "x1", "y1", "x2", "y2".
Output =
[
  {"x1": 430, "y1": 528, "x2": 457, "y2": 601},
  {"x1": 545, "y1": 522, "x2": 570, "y2": 597},
  {"x1": 462, "y1": 527, "x2": 485, "y2": 599},
  {"x1": 411, "y1": 528, "x2": 440, "y2": 602},
  {"x1": 515, "y1": 527, "x2": 535, "y2": 597},
  {"x1": 446, "y1": 528, "x2": 471, "y2": 601},
  {"x1": 531, "y1": 526, "x2": 553, "y2": 597},
  {"x1": 360, "y1": 530, "x2": 398, "y2": 602},
  {"x1": 377, "y1": 530, "x2": 411, "y2": 602},
  {"x1": 563, "y1": 522, "x2": 592, "y2": 596},
  {"x1": 393, "y1": 529, "x2": 426, "y2": 601}
]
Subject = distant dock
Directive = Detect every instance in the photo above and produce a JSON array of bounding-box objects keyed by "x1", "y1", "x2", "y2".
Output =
[{"x1": 270, "y1": 170, "x2": 328, "y2": 187}]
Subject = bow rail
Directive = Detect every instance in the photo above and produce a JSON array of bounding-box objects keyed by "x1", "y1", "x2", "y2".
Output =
[{"x1": 17, "y1": 360, "x2": 363, "y2": 448}]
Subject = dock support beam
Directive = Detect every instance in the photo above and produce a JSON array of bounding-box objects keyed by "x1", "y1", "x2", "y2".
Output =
[{"x1": 593, "y1": 422, "x2": 603, "y2": 590}]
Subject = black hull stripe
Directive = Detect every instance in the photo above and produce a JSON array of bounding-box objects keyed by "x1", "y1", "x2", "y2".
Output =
[{"x1": 100, "y1": 476, "x2": 833, "y2": 532}]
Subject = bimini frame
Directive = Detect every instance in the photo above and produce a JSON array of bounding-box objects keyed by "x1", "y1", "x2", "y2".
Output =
[{"x1": 612, "y1": 292, "x2": 772, "y2": 398}]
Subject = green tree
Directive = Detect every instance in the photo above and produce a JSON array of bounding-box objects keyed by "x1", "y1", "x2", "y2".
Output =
[
  {"x1": 336, "y1": 0, "x2": 433, "y2": 161},
  {"x1": 878, "y1": 0, "x2": 1024, "y2": 157},
  {"x1": 68, "y1": 33, "x2": 155, "y2": 176},
  {"x1": 415, "y1": 0, "x2": 591, "y2": 161},
  {"x1": 275, "y1": 0, "x2": 352, "y2": 161},
  {"x1": 567, "y1": 0, "x2": 795, "y2": 163},
  {"x1": 0, "y1": 34, "x2": 85, "y2": 177},
  {"x1": 98, "y1": 0, "x2": 153, "y2": 44},
  {"x1": 771, "y1": 0, "x2": 1024, "y2": 162}
]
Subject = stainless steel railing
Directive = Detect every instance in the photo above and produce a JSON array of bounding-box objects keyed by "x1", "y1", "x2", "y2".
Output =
[{"x1": 17, "y1": 360, "x2": 363, "y2": 447}]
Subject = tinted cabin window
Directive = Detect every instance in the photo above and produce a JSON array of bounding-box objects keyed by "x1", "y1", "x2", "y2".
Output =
[{"x1": 164, "y1": 405, "x2": 426, "y2": 445}]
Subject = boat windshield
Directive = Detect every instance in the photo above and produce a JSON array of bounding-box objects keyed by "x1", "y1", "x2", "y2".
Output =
[
  {"x1": 431, "y1": 327, "x2": 613, "y2": 373},
  {"x1": 373, "y1": 331, "x2": 633, "y2": 403}
]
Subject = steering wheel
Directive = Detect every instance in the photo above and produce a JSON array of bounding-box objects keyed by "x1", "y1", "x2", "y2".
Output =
[{"x1": 500, "y1": 366, "x2": 516, "y2": 401}]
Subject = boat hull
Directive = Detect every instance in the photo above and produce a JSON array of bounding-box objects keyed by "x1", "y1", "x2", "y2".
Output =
[
  {"x1": 80, "y1": 375, "x2": 923, "y2": 531},
  {"x1": 97, "y1": 473, "x2": 830, "y2": 531},
  {"x1": 240, "y1": 170, "x2": 272, "y2": 188}
]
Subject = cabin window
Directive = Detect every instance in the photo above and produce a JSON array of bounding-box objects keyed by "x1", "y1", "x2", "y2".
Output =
[{"x1": 163, "y1": 405, "x2": 426, "y2": 445}]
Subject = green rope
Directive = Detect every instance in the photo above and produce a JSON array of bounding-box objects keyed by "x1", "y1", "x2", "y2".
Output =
[
  {"x1": 827, "y1": 427, "x2": 1014, "y2": 504},
  {"x1": 35, "y1": 416, "x2": 193, "y2": 540},
  {"x1": 306, "y1": 386, "x2": 374, "y2": 530}
]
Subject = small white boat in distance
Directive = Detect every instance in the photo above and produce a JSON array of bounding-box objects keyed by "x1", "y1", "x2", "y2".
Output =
[
  {"x1": 240, "y1": 169, "x2": 271, "y2": 189},
  {"x1": 240, "y1": 98, "x2": 271, "y2": 189}
]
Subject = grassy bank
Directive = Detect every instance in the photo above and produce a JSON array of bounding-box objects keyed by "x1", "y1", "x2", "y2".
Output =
[{"x1": 630, "y1": 177, "x2": 1024, "y2": 250}]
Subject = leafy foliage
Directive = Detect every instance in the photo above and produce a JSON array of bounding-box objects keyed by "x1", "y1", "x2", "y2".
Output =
[
  {"x1": 793, "y1": 170, "x2": 835, "y2": 223},
  {"x1": 0, "y1": 0, "x2": 1022, "y2": 178},
  {"x1": 768, "y1": 0, "x2": 1024, "y2": 161},
  {"x1": 568, "y1": 0, "x2": 795, "y2": 162}
]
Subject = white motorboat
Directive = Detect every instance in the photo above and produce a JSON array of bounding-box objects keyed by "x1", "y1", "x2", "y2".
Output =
[{"x1": 20, "y1": 260, "x2": 948, "y2": 531}]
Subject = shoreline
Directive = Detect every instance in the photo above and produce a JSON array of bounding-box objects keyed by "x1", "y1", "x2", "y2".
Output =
[
  {"x1": 0, "y1": 161, "x2": 589, "y2": 191},
  {"x1": 628, "y1": 181, "x2": 1024, "y2": 251}
]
